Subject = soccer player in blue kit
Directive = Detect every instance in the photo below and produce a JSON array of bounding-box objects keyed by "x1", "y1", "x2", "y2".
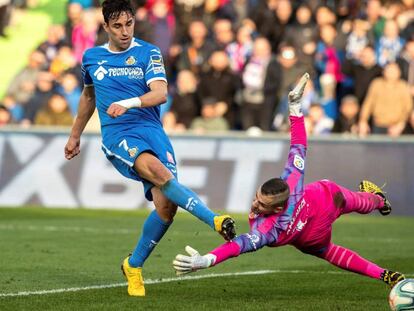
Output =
[{"x1": 64, "y1": 0, "x2": 236, "y2": 297}]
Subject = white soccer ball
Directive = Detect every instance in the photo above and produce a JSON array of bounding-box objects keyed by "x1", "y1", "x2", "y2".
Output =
[{"x1": 389, "y1": 279, "x2": 414, "y2": 311}]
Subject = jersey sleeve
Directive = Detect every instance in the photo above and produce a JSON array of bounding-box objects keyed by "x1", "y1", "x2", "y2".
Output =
[
  {"x1": 144, "y1": 47, "x2": 167, "y2": 86},
  {"x1": 280, "y1": 116, "x2": 307, "y2": 217},
  {"x1": 209, "y1": 227, "x2": 278, "y2": 265},
  {"x1": 81, "y1": 52, "x2": 93, "y2": 87}
]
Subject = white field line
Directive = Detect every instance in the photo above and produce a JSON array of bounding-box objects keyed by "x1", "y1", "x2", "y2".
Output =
[
  {"x1": 1, "y1": 270, "x2": 413, "y2": 298},
  {"x1": 0, "y1": 224, "x2": 404, "y2": 243}
]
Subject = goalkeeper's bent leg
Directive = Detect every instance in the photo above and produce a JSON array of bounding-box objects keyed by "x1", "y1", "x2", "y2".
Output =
[{"x1": 336, "y1": 184, "x2": 384, "y2": 215}]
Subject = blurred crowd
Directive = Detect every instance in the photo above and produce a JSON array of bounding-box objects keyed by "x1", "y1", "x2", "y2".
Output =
[{"x1": 1, "y1": 0, "x2": 414, "y2": 137}]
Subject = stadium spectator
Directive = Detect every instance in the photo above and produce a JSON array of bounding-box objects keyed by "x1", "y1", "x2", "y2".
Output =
[
  {"x1": 332, "y1": 95, "x2": 360, "y2": 134},
  {"x1": 72, "y1": 10, "x2": 98, "y2": 63},
  {"x1": 57, "y1": 72, "x2": 82, "y2": 116},
  {"x1": 345, "y1": 17, "x2": 374, "y2": 62},
  {"x1": 163, "y1": 70, "x2": 200, "y2": 130},
  {"x1": 376, "y1": 19, "x2": 405, "y2": 67},
  {"x1": 133, "y1": 4, "x2": 152, "y2": 42},
  {"x1": 0, "y1": 95, "x2": 23, "y2": 122},
  {"x1": 359, "y1": 62, "x2": 413, "y2": 136},
  {"x1": 342, "y1": 45, "x2": 382, "y2": 104},
  {"x1": 190, "y1": 97, "x2": 229, "y2": 134},
  {"x1": 68, "y1": 0, "x2": 100, "y2": 10},
  {"x1": 37, "y1": 25, "x2": 66, "y2": 64},
  {"x1": 22, "y1": 71, "x2": 55, "y2": 124},
  {"x1": 284, "y1": 4, "x2": 318, "y2": 76},
  {"x1": 240, "y1": 37, "x2": 280, "y2": 131},
  {"x1": 6, "y1": 50, "x2": 46, "y2": 105},
  {"x1": 0, "y1": 0, "x2": 11, "y2": 37},
  {"x1": 197, "y1": 50, "x2": 238, "y2": 128},
  {"x1": 173, "y1": 0, "x2": 206, "y2": 42},
  {"x1": 34, "y1": 94, "x2": 73, "y2": 126},
  {"x1": 251, "y1": 0, "x2": 281, "y2": 52},
  {"x1": 307, "y1": 102, "x2": 334, "y2": 135},
  {"x1": 145, "y1": 0, "x2": 175, "y2": 58},
  {"x1": 212, "y1": 18, "x2": 234, "y2": 50},
  {"x1": 173, "y1": 73, "x2": 406, "y2": 289},
  {"x1": 403, "y1": 109, "x2": 414, "y2": 134},
  {"x1": 64, "y1": 2, "x2": 83, "y2": 47},
  {"x1": 315, "y1": 24, "x2": 344, "y2": 86},
  {"x1": 366, "y1": 0, "x2": 384, "y2": 41},
  {"x1": 49, "y1": 45, "x2": 79, "y2": 79},
  {"x1": 397, "y1": 39, "x2": 414, "y2": 96},
  {"x1": 0, "y1": 105, "x2": 12, "y2": 126},
  {"x1": 176, "y1": 20, "x2": 215, "y2": 77},
  {"x1": 225, "y1": 24, "x2": 253, "y2": 74}
]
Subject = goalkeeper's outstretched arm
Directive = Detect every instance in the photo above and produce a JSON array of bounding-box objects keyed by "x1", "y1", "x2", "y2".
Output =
[{"x1": 173, "y1": 230, "x2": 274, "y2": 275}]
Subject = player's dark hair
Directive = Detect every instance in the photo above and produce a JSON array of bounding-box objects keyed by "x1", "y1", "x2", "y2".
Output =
[
  {"x1": 261, "y1": 178, "x2": 289, "y2": 196},
  {"x1": 102, "y1": 0, "x2": 134, "y2": 24}
]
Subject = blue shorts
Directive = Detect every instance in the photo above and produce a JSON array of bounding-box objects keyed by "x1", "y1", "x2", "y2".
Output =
[{"x1": 101, "y1": 125, "x2": 178, "y2": 201}]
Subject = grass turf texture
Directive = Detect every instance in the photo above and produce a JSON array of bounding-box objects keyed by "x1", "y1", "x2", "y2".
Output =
[{"x1": 0, "y1": 207, "x2": 413, "y2": 310}]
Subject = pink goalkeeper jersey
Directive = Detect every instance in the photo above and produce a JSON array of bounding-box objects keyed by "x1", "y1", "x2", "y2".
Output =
[{"x1": 210, "y1": 116, "x2": 328, "y2": 264}]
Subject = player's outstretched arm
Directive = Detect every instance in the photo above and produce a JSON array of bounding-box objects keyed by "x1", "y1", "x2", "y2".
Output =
[
  {"x1": 64, "y1": 86, "x2": 96, "y2": 160},
  {"x1": 106, "y1": 80, "x2": 168, "y2": 117}
]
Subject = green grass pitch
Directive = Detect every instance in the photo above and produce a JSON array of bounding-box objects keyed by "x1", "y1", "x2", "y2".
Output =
[{"x1": 0, "y1": 207, "x2": 413, "y2": 310}]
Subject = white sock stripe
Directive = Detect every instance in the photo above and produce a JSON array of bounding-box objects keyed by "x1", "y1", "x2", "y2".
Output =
[
  {"x1": 346, "y1": 254, "x2": 354, "y2": 269},
  {"x1": 337, "y1": 249, "x2": 347, "y2": 267}
]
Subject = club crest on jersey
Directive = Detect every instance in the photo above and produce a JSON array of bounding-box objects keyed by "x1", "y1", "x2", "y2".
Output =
[
  {"x1": 293, "y1": 154, "x2": 305, "y2": 171},
  {"x1": 128, "y1": 147, "x2": 138, "y2": 158},
  {"x1": 125, "y1": 56, "x2": 136, "y2": 65}
]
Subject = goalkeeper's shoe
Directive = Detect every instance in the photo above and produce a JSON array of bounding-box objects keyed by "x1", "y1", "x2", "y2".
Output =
[
  {"x1": 214, "y1": 215, "x2": 236, "y2": 241},
  {"x1": 381, "y1": 270, "x2": 405, "y2": 288},
  {"x1": 359, "y1": 180, "x2": 392, "y2": 216},
  {"x1": 121, "y1": 256, "x2": 145, "y2": 297}
]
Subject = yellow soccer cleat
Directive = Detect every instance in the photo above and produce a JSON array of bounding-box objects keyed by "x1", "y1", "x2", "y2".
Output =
[
  {"x1": 121, "y1": 256, "x2": 145, "y2": 297},
  {"x1": 359, "y1": 180, "x2": 392, "y2": 215},
  {"x1": 381, "y1": 270, "x2": 405, "y2": 288},
  {"x1": 214, "y1": 215, "x2": 236, "y2": 241}
]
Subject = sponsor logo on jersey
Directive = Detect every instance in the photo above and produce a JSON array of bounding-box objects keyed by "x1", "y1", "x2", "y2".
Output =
[
  {"x1": 293, "y1": 154, "x2": 305, "y2": 171},
  {"x1": 125, "y1": 56, "x2": 136, "y2": 65},
  {"x1": 128, "y1": 147, "x2": 138, "y2": 158},
  {"x1": 94, "y1": 65, "x2": 108, "y2": 81},
  {"x1": 108, "y1": 67, "x2": 144, "y2": 79}
]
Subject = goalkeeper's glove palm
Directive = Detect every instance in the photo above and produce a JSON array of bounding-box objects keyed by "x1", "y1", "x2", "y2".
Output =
[{"x1": 173, "y1": 246, "x2": 216, "y2": 276}]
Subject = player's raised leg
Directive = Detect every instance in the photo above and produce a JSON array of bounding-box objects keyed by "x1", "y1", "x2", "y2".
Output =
[
  {"x1": 134, "y1": 153, "x2": 236, "y2": 240},
  {"x1": 335, "y1": 182, "x2": 389, "y2": 216},
  {"x1": 359, "y1": 180, "x2": 392, "y2": 215}
]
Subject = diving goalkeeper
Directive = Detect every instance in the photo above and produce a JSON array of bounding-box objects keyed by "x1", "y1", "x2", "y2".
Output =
[{"x1": 173, "y1": 73, "x2": 405, "y2": 288}]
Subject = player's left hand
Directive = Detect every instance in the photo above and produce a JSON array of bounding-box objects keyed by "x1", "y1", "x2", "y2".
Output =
[
  {"x1": 172, "y1": 246, "x2": 215, "y2": 276},
  {"x1": 107, "y1": 103, "x2": 127, "y2": 118}
]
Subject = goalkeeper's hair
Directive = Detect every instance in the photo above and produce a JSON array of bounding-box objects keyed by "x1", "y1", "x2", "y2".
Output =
[
  {"x1": 102, "y1": 0, "x2": 135, "y2": 24},
  {"x1": 260, "y1": 178, "x2": 290, "y2": 206}
]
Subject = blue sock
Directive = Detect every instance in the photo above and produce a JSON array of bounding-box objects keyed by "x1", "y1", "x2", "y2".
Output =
[
  {"x1": 161, "y1": 178, "x2": 217, "y2": 229},
  {"x1": 129, "y1": 210, "x2": 171, "y2": 268}
]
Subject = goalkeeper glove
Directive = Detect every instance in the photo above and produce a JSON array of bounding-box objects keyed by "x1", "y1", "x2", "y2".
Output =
[
  {"x1": 288, "y1": 72, "x2": 310, "y2": 117},
  {"x1": 172, "y1": 246, "x2": 216, "y2": 276}
]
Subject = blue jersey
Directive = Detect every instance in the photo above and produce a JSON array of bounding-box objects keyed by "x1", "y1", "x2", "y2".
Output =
[{"x1": 81, "y1": 38, "x2": 167, "y2": 139}]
